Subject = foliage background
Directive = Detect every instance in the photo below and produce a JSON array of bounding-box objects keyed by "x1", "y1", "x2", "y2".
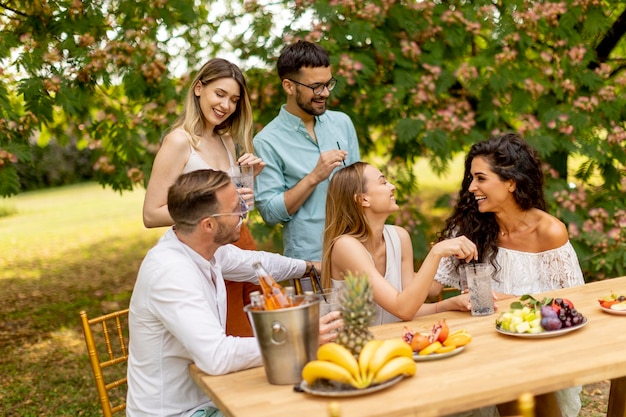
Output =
[{"x1": 1, "y1": 0, "x2": 626, "y2": 279}]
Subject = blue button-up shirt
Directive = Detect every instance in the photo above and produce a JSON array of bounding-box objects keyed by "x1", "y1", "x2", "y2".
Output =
[{"x1": 253, "y1": 105, "x2": 360, "y2": 261}]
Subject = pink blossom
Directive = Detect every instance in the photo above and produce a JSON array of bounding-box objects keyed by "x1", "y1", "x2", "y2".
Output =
[
  {"x1": 561, "y1": 79, "x2": 576, "y2": 93},
  {"x1": 567, "y1": 46, "x2": 587, "y2": 64}
]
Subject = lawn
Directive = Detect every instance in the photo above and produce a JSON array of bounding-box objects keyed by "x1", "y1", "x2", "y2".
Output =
[
  {"x1": 0, "y1": 181, "x2": 609, "y2": 416},
  {"x1": 0, "y1": 183, "x2": 163, "y2": 416}
]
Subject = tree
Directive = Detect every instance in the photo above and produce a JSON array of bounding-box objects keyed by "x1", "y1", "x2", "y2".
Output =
[
  {"x1": 0, "y1": 0, "x2": 217, "y2": 195},
  {"x1": 224, "y1": 0, "x2": 626, "y2": 279},
  {"x1": 2, "y1": 0, "x2": 626, "y2": 278}
]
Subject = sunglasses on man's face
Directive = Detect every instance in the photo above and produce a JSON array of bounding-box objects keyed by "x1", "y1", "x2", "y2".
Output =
[{"x1": 209, "y1": 194, "x2": 249, "y2": 220}]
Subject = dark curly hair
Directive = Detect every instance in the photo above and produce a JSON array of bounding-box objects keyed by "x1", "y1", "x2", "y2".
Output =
[{"x1": 437, "y1": 133, "x2": 546, "y2": 270}]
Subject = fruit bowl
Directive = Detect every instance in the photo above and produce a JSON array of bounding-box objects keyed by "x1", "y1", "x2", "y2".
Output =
[
  {"x1": 402, "y1": 321, "x2": 472, "y2": 359},
  {"x1": 496, "y1": 317, "x2": 588, "y2": 338},
  {"x1": 298, "y1": 375, "x2": 404, "y2": 397},
  {"x1": 412, "y1": 346, "x2": 465, "y2": 361},
  {"x1": 495, "y1": 295, "x2": 587, "y2": 336},
  {"x1": 598, "y1": 293, "x2": 626, "y2": 315}
]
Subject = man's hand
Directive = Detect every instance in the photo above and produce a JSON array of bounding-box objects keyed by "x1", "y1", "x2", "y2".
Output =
[
  {"x1": 283, "y1": 150, "x2": 347, "y2": 215},
  {"x1": 309, "y1": 150, "x2": 347, "y2": 184}
]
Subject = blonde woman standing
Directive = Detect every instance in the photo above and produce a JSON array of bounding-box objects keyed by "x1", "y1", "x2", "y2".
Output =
[{"x1": 143, "y1": 58, "x2": 265, "y2": 337}]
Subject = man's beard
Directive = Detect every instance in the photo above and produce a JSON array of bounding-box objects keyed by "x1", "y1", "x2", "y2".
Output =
[
  {"x1": 214, "y1": 219, "x2": 240, "y2": 245},
  {"x1": 295, "y1": 89, "x2": 326, "y2": 116}
]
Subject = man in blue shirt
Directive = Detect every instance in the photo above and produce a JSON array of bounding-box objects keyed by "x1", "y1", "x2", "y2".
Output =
[{"x1": 254, "y1": 40, "x2": 360, "y2": 262}]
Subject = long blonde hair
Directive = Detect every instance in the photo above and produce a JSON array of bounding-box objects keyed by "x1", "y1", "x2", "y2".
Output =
[
  {"x1": 171, "y1": 58, "x2": 254, "y2": 153},
  {"x1": 321, "y1": 162, "x2": 372, "y2": 288}
]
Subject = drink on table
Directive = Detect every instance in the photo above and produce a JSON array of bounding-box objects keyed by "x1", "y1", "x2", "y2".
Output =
[{"x1": 253, "y1": 262, "x2": 291, "y2": 310}]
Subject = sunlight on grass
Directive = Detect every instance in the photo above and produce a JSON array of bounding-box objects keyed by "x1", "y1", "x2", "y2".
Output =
[
  {"x1": 1, "y1": 182, "x2": 163, "y2": 417},
  {"x1": 414, "y1": 154, "x2": 465, "y2": 193},
  {"x1": 0, "y1": 183, "x2": 163, "y2": 280}
]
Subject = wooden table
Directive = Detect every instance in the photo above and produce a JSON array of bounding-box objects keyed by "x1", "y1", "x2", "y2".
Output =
[{"x1": 190, "y1": 277, "x2": 626, "y2": 417}]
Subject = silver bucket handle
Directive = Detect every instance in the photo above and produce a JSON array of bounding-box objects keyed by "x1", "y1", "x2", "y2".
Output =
[{"x1": 270, "y1": 321, "x2": 287, "y2": 345}]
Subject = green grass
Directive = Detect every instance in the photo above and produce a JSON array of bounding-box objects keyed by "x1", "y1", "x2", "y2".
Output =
[
  {"x1": 0, "y1": 183, "x2": 162, "y2": 416},
  {"x1": 0, "y1": 180, "x2": 607, "y2": 416}
]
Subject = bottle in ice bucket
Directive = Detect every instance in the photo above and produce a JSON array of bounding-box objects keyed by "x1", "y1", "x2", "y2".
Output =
[
  {"x1": 253, "y1": 262, "x2": 291, "y2": 310},
  {"x1": 249, "y1": 290, "x2": 266, "y2": 311},
  {"x1": 284, "y1": 286, "x2": 296, "y2": 305}
]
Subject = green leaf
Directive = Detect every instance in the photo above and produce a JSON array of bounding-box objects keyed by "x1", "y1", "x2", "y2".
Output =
[
  {"x1": 396, "y1": 118, "x2": 423, "y2": 144},
  {"x1": 0, "y1": 165, "x2": 21, "y2": 196}
]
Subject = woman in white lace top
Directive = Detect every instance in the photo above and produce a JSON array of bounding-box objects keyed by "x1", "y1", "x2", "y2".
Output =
[{"x1": 431, "y1": 133, "x2": 584, "y2": 417}]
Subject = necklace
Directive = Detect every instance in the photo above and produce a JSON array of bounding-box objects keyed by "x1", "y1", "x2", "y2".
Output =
[{"x1": 499, "y1": 212, "x2": 528, "y2": 237}]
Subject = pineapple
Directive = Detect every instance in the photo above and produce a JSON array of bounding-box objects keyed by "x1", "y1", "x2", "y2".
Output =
[{"x1": 335, "y1": 271, "x2": 376, "y2": 357}]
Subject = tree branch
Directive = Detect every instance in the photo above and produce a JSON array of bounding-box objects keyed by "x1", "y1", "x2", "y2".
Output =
[
  {"x1": 0, "y1": 2, "x2": 29, "y2": 18},
  {"x1": 591, "y1": 7, "x2": 626, "y2": 68}
]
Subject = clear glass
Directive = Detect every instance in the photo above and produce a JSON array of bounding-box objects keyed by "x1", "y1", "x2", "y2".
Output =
[
  {"x1": 228, "y1": 165, "x2": 255, "y2": 210},
  {"x1": 318, "y1": 288, "x2": 341, "y2": 317},
  {"x1": 462, "y1": 263, "x2": 495, "y2": 316}
]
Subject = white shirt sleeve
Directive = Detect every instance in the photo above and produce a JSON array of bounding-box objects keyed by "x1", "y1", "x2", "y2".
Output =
[{"x1": 216, "y1": 244, "x2": 307, "y2": 283}]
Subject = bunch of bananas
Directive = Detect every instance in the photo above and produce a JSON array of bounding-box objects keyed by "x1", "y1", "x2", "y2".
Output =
[{"x1": 301, "y1": 339, "x2": 416, "y2": 389}]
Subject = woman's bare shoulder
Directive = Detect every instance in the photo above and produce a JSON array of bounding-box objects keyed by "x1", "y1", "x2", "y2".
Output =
[
  {"x1": 535, "y1": 210, "x2": 568, "y2": 247},
  {"x1": 162, "y1": 129, "x2": 192, "y2": 148},
  {"x1": 333, "y1": 234, "x2": 363, "y2": 250}
]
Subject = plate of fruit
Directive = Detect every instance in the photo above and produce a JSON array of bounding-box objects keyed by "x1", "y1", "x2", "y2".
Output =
[
  {"x1": 402, "y1": 320, "x2": 472, "y2": 361},
  {"x1": 300, "y1": 340, "x2": 416, "y2": 397},
  {"x1": 598, "y1": 293, "x2": 626, "y2": 315},
  {"x1": 495, "y1": 296, "x2": 587, "y2": 338}
]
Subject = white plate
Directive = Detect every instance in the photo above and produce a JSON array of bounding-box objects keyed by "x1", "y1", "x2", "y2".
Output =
[
  {"x1": 412, "y1": 346, "x2": 465, "y2": 362},
  {"x1": 496, "y1": 317, "x2": 588, "y2": 338},
  {"x1": 600, "y1": 305, "x2": 626, "y2": 315},
  {"x1": 299, "y1": 375, "x2": 404, "y2": 397}
]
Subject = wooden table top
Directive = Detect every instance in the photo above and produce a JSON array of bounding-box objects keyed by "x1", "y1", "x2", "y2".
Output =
[{"x1": 190, "y1": 276, "x2": 626, "y2": 417}]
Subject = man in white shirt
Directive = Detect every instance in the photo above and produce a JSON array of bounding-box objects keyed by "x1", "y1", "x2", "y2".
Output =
[{"x1": 127, "y1": 169, "x2": 340, "y2": 417}]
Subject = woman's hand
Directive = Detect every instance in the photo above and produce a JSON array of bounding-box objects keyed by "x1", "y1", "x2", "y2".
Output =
[
  {"x1": 448, "y1": 293, "x2": 472, "y2": 312},
  {"x1": 431, "y1": 236, "x2": 478, "y2": 263},
  {"x1": 318, "y1": 311, "x2": 343, "y2": 345},
  {"x1": 237, "y1": 153, "x2": 266, "y2": 177},
  {"x1": 463, "y1": 290, "x2": 500, "y2": 312},
  {"x1": 235, "y1": 187, "x2": 254, "y2": 210}
]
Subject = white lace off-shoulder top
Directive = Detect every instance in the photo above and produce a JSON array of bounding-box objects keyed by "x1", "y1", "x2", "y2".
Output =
[{"x1": 434, "y1": 241, "x2": 585, "y2": 295}]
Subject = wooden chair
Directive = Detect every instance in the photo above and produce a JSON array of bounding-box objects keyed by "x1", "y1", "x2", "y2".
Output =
[
  {"x1": 501, "y1": 392, "x2": 535, "y2": 417},
  {"x1": 79, "y1": 309, "x2": 129, "y2": 417},
  {"x1": 437, "y1": 286, "x2": 461, "y2": 301}
]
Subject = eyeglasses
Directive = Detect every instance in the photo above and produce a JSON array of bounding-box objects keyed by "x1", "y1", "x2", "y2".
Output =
[
  {"x1": 210, "y1": 194, "x2": 249, "y2": 220},
  {"x1": 287, "y1": 77, "x2": 337, "y2": 95}
]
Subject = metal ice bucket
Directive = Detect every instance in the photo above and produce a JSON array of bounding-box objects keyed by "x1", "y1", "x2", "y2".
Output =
[{"x1": 244, "y1": 297, "x2": 320, "y2": 385}]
